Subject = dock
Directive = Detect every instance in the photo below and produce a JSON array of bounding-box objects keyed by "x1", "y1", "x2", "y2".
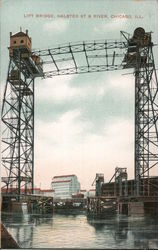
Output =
[
  {"x1": 1, "y1": 193, "x2": 53, "y2": 214},
  {"x1": 87, "y1": 176, "x2": 158, "y2": 217}
]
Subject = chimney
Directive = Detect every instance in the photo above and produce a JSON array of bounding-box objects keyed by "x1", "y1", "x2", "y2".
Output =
[
  {"x1": 10, "y1": 32, "x2": 12, "y2": 37},
  {"x1": 26, "y1": 29, "x2": 28, "y2": 36}
]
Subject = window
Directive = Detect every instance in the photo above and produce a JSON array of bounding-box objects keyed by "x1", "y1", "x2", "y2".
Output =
[
  {"x1": 20, "y1": 40, "x2": 24, "y2": 43},
  {"x1": 13, "y1": 40, "x2": 16, "y2": 44}
]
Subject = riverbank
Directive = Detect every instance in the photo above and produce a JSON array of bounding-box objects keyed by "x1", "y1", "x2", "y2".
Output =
[{"x1": 1, "y1": 223, "x2": 19, "y2": 249}]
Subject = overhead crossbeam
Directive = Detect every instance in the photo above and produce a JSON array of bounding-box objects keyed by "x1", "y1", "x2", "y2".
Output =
[{"x1": 33, "y1": 40, "x2": 128, "y2": 78}]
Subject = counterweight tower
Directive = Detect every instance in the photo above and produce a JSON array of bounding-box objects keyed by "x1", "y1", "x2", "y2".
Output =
[
  {"x1": 123, "y1": 28, "x2": 158, "y2": 195},
  {"x1": 2, "y1": 30, "x2": 42, "y2": 194}
]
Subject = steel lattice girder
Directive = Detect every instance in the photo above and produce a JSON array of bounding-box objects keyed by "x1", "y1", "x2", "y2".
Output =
[
  {"x1": 135, "y1": 46, "x2": 158, "y2": 195},
  {"x1": 2, "y1": 54, "x2": 34, "y2": 194},
  {"x1": 33, "y1": 40, "x2": 127, "y2": 78}
]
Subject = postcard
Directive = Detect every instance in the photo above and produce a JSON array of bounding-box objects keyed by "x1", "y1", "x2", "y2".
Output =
[{"x1": 1, "y1": 0, "x2": 158, "y2": 249}]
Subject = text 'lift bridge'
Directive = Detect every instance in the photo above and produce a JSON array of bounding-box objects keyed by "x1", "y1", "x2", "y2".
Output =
[{"x1": 1, "y1": 27, "x2": 158, "y2": 196}]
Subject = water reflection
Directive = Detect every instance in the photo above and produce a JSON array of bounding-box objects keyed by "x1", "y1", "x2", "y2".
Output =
[
  {"x1": 131, "y1": 217, "x2": 158, "y2": 249},
  {"x1": 87, "y1": 215, "x2": 158, "y2": 249},
  {"x1": 2, "y1": 212, "x2": 158, "y2": 249},
  {"x1": 2, "y1": 213, "x2": 53, "y2": 248}
]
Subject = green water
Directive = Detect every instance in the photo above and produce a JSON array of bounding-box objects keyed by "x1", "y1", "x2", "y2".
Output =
[{"x1": 2, "y1": 212, "x2": 158, "y2": 249}]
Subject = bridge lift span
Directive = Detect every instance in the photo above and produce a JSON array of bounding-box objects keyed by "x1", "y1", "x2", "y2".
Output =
[{"x1": 1, "y1": 27, "x2": 158, "y2": 196}]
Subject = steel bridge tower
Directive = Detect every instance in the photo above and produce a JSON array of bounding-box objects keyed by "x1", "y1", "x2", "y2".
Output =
[
  {"x1": 1, "y1": 30, "x2": 43, "y2": 194},
  {"x1": 122, "y1": 28, "x2": 158, "y2": 195},
  {"x1": 1, "y1": 27, "x2": 158, "y2": 196},
  {"x1": 134, "y1": 34, "x2": 158, "y2": 196}
]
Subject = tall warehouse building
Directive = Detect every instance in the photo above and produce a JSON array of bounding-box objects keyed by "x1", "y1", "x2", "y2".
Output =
[{"x1": 51, "y1": 174, "x2": 80, "y2": 199}]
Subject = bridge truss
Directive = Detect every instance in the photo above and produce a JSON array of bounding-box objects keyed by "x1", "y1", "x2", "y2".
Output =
[{"x1": 1, "y1": 28, "x2": 158, "y2": 196}]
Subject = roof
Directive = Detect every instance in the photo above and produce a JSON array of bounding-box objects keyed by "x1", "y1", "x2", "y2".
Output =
[
  {"x1": 41, "y1": 189, "x2": 54, "y2": 192},
  {"x1": 11, "y1": 31, "x2": 31, "y2": 42},
  {"x1": 1, "y1": 187, "x2": 54, "y2": 193},
  {"x1": 80, "y1": 190, "x2": 87, "y2": 192},
  {"x1": 52, "y1": 180, "x2": 71, "y2": 183},
  {"x1": 11, "y1": 31, "x2": 28, "y2": 38},
  {"x1": 1, "y1": 188, "x2": 36, "y2": 193},
  {"x1": 53, "y1": 174, "x2": 75, "y2": 178},
  {"x1": 1, "y1": 187, "x2": 40, "y2": 191}
]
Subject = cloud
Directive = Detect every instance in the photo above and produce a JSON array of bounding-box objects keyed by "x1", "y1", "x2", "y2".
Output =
[
  {"x1": 34, "y1": 114, "x2": 135, "y2": 189},
  {"x1": 43, "y1": 20, "x2": 69, "y2": 33},
  {"x1": 77, "y1": 72, "x2": 134, "y2": 100},
  {"x1": 36, "y1": 71, "x2": 134, "y2": 104},
  {"x1": 36, "y1": 75, "x2": 106, "y2": 103},
  {"x1": 34, "y1": 71, "x2": 136, "y2": 189},
  {"x1": 108, "y1": 73, "x2": 134, "y2": 94},
  {"x1": 82, "y1": 117, "x2": 134, "y2": 166},
  {"x1": 35, "y1": 109, "x2": 90, "y2": 148},
  {"x1": 36, "y1": 75, "x2": 80, "y2": 102}
]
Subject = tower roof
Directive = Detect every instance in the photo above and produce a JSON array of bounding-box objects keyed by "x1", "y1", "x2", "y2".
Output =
[
  {"x1": 53, "y1": 174, "x2": 75, "y2": 178},
  {"x1": 11, "y1": 31, "x2": 28, "y2": 38},
  {"x1": 10, "y1": 30, "x2": 31, "y2": 42}
]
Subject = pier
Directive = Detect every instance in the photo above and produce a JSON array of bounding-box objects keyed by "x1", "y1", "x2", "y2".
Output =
[
  {"x1": 1, "y1": 193, "x2": 53, "y2": 214},
  {"x1": 87, "y1": 176, "x2": 158, "y2": 217}
]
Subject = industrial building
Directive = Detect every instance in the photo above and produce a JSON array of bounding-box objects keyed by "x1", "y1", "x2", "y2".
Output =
[
  {"x1": 88, "y1": 189, "x2": 96, "y2": 197},
  {"x1": 51, "y1": 175, "x2": 80, "y2": 199},
  {"x1": 1, "y1": 188, "x2": 54, "y2": 197},
  {"x1": 80, "y1": 190, "x2": 88, "y2": 198}
]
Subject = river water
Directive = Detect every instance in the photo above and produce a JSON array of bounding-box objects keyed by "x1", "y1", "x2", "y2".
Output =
[{"x1": 2, "y1": 212, "x2": 158, "y2": 249}]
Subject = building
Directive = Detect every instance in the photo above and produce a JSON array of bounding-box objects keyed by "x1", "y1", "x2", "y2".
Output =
[
  {"x1": 9, "y1": 29, "x2": 41, "y2": 68},
  {"x1": 88, "y1": 189, "x2": 96, "y2": 197},
  {"x1": 72, "y1": 193, "x2": 84, "y2": 198},
  {"x1": 33, "y1": 188, "x2": 41, "y2": 195},
  {"x1": 51, "y1": 174, "x2": 80, "y2": 199},
  {"x1": 9, "y1": 29, "x2": 31, "y2": 57},
  {"x1": 40, "y1": 189, "x2": 54, "y2": 197},
  {"x1": 80, "y1": 189, "x2": 88, "y2": 198},
  {"x1": 1, "y1": 188, "x2": 54, "y2": 197}
]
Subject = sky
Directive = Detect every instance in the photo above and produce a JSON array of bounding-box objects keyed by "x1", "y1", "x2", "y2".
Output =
[{"x1": 1, "y1": 0, "x2": 158, "y2": 190}]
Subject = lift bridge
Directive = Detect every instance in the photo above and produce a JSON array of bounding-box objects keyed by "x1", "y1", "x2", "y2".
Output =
[{"x1": 1, "y1": 27, "x2": 158, "y2": 196}]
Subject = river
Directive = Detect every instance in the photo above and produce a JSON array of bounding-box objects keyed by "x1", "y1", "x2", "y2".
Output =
[{"x1": 2, "y1": 212, "x2": 158, "y2": 249}]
